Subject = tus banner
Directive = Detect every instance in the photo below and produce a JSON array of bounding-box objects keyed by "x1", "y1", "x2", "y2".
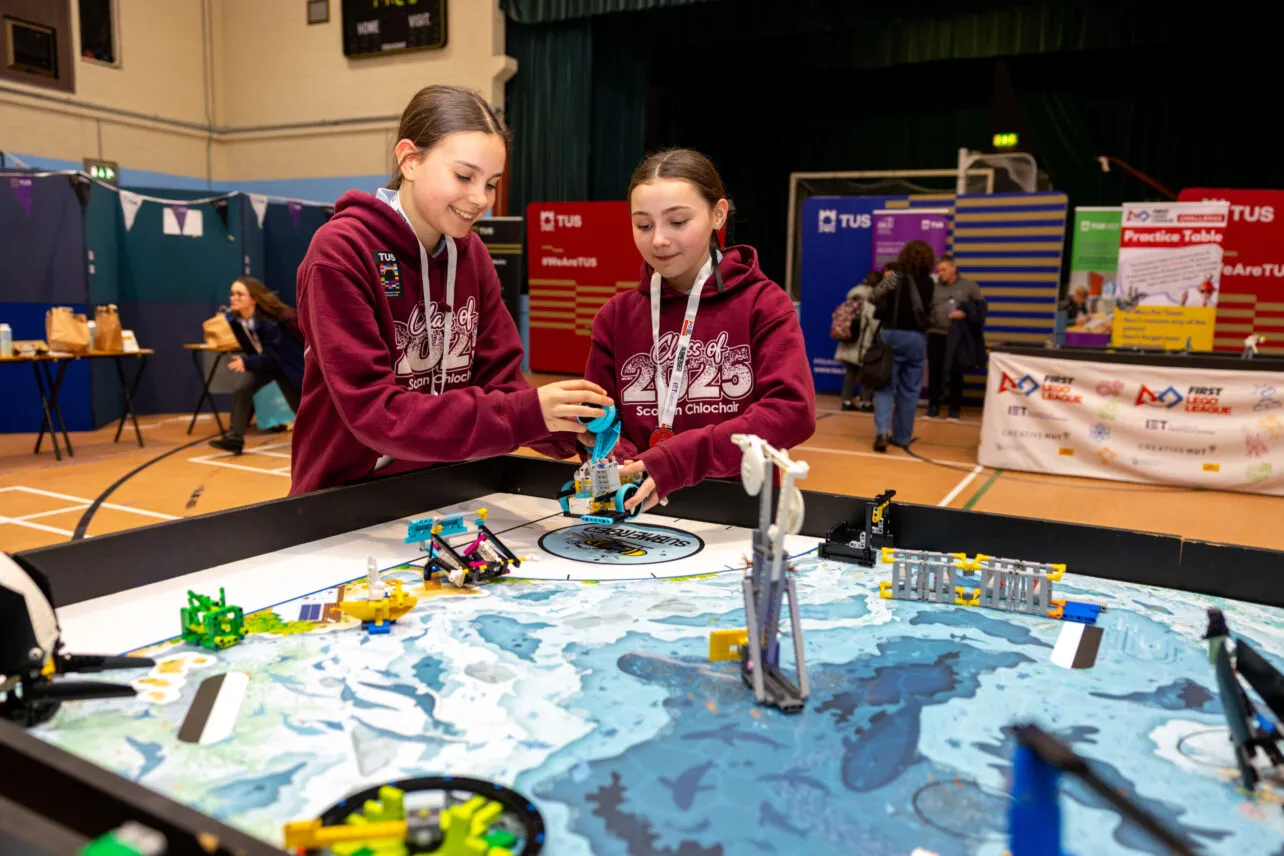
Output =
[
  {"x1": 1064, "y1": 208, "x2": 1121, "y2": 347},
  {"x1": 798, "y1": 195, "x2": 890, "y2": 392},
  {"x1": 872, "y1": 209, "x2": 950, "y2": 268},
  {"x1": 525, "y1": 202, "x2": 638, "y2": 373},
  {"x1": 979, "y1": 351, "x2": 1284, "y2": 495},
  {"x1": 1111, "y1": 201, "x2": 1229, "y2": 351}
]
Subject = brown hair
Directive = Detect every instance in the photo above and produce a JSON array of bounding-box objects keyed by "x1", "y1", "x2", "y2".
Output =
[
  {"x1": 387, "y1": 85, "x2": 510, "y2": 190},
  {"x1": 234, "y1": 277, "x2": 292, "y2": 319},
  {"x1": 897, "y1": 240, "x2": 936, "y2": 277},
  {"x1": 627, "y1": 148, "x2": 728, "y2": 250}
]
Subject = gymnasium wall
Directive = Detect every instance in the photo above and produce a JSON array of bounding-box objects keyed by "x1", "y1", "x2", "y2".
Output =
[{"x1": 1, "y1": 0, "x2": 510, "y2": 198}]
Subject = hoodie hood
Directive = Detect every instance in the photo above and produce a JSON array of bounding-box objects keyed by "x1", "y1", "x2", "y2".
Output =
[
  {"x1": 638, "y1": 245, "x2": 770, "y2": 302},
  {"x1": 332, "y1": 189, "x2": 424, "y2": 262}
]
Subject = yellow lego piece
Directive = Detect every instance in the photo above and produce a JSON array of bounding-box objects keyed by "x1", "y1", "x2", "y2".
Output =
[
  {"x1": 282, "y1": 819, "x2": 406, "y2": 851},
  {"x1": 709, "y1": 629, "x2": 749, "y2": 661},
  {"x1": 953, "y1": 587, "x2": 981, "y2": 607},
  {"x1": 880, "y1": 546, "x2": 895, "y2": 563},
  {"x1": 477, "y1": 508, "x2": 489, "y2": 522},
  {"x1": 879, "y1": 580, "x2": 894, "y2": 599},
  {"x1": 1047, "y1": 563, "x2": 1066, "y2": 582},
  {"x1": 439, "y1": 795, "x2": 512, "y2": 856}
]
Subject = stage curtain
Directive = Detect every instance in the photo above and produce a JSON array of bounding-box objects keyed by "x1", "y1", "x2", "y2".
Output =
[
  {"x1": 504, "y1": 19, "x2": 594, "y2": 214},
  {"x1": 500, "y1": 0, "x2": 716, "y2": 24}
]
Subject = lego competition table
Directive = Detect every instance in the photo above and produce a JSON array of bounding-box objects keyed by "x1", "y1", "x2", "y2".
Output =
[
  {"x1": 5, "y1": 455, "x2": 1284, "y2": 856},
  {"x1": 980, "y1": 345, "x2": 1284, "y2": 496}
]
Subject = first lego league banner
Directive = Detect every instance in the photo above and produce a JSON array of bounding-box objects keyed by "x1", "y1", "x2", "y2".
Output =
[{"x1": 979, "y1": 351, "x2": 1284, "y2": 495}]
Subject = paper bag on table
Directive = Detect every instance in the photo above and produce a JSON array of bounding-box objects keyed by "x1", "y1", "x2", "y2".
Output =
[
  {"x1": 202, "y1": 310, "x2": 238, "y2": 350},
  {"x1": 45, "y1": 307, "x2": 90, "y2": 355},
  {"x1": 93, "y1": 304, "x2": 125, "y2": 352}
]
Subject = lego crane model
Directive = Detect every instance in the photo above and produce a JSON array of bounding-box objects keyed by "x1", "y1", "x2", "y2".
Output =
[
  {"x1": 1, "y1": 553, "x2": 153, "y2": 726},
  {"x1": 717, "y1": 434, "x2": 810, "y2": 714}
]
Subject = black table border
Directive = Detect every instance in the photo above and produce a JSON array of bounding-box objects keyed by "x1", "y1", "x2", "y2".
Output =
[{"x1": 12, "y1": 454, "x2": 1284, "y2": 610}]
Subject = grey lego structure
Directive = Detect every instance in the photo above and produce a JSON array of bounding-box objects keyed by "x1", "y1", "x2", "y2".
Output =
[{"x1": 879, "y1": 548, "x2": 1066, "y2": 617}]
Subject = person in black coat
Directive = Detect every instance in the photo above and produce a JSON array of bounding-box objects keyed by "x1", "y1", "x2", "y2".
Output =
[{"x1": 209, "y1": 277, "x2": 304, "y2": 455}]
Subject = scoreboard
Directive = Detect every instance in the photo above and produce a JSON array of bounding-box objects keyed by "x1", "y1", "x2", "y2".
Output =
[{"x1": 342, "y1": 0, "x2": 448, "y2": 58}]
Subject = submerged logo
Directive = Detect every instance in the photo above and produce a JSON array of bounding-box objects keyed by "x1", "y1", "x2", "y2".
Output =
[{"x1": 539, "y1": 523, "x2": 704, "y2": 566}]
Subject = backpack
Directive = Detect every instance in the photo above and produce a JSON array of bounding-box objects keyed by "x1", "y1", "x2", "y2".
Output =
[{"x1": 830, "y1": 296, "x2": 864, "y2": 341}]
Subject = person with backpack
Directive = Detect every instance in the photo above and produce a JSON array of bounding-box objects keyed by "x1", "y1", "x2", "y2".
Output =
[
  {"x1": 209, "y1": 276, "x2": 305, "y2": 455},
  {"x1": 832, "y1": 270, "x2": 881, "y2": 412}
]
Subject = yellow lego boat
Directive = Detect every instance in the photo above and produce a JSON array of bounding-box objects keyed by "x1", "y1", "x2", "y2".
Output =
[{"x1": 340, "y1": 580, "x2": 417, "y2": 627}]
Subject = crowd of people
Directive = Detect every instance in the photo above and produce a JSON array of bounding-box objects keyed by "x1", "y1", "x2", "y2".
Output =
[
  {"x1": 207, "y1": 83, "x2": 991, "y2": 496},
  {"x1": 832, "y1": 246, "x2": 987, "y2": 452}
]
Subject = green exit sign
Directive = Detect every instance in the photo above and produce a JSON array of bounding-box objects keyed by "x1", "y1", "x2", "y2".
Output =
[
  {"x1": 992, "y1": 132, "x2": 1019, "y2": 149},
  {"x1": 84, "y1": 158, "x2": 120, "y2": 184}
]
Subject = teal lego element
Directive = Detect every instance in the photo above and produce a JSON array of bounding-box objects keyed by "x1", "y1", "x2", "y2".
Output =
[
  {"x1": 435, "y1": 514, "x2": 468, "y2": 537},
  {"x1": 559, "y1": 481, "x2": 574, "y2": 513},
  {"x1": 406, "y1": 518, "x2": 435, "y2": 545},
  {"x1": 615, "y1": 483, "x2": 640, "y2": 518},
  {"x1": 579, "y1": 404, "x2": 620, "y2": 464},
  {"x1": 180, "y1": 588, "x2": 245, "y2": 651},
  {"x1": 580, "y1": 515, "x2": 615, "y2": 525}
]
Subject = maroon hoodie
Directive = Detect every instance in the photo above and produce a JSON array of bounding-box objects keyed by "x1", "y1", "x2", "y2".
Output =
[
  {"x1": 290, "y1": 190, "x2": 565, "y2": 495},
  {"x1": 585, "y1": 246, "x2": 816, "y2": 499}
]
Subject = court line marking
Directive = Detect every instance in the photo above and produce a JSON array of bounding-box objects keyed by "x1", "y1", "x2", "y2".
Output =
[
  {"x1": 798, "y1": 443, "x2": 978, "y2": 469},
  {"x1": 0, "y1": 486, "x2": 179, "y2": 520},
  {"x1": 937, "y1": 464, "x2": 984, "y2": 507},
  {"x1": 17, "y1": 504, "x2": 91, "y2": 520},
  {"x1": 0, "y1": 515, "x2": 75, "y2": 536},
  {"x1": 187, "y1": 454, "x2": 292, "y2": 478}
]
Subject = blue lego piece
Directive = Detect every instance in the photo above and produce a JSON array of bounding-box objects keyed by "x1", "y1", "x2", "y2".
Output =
[
  {"x1": 364, "y1": 621, "x2": 393, "y2": 635},
  {"x1": 580, "y1": 406, "x2": 621, "y2": 465},
  {"x1": 580, "y1": 514, "x2": 615, "y2": 525},
  {"x1": 1009, "y1": 742, "x2": 1062, "y2": 855},
  {"x1": 435, "y1": 514, "x2": 468, "y2": 537},
  {"x1": 405, "y1": 518, "x2": 435, "y2": 545},
  {"x1": 1061, "y1": 601, "x2": 1101, "y2": 625}
]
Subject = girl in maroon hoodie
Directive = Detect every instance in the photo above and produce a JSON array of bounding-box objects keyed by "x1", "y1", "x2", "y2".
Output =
[
  {"x1": 583, "y1": 149, "x2": 816, "y2": 511},
  {"x1": 290, "y1": 86, "x2": 610, "y2": 494}
]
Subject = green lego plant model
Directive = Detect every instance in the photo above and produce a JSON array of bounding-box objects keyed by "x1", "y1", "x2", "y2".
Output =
[{"x1": 180, "y1": 588, "x2": 245, "y2": 650}]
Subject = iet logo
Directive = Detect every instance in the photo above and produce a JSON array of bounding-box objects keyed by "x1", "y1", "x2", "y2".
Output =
[
  {"x1": 1008, "y1": 405, "x2": 1027, "y2": 416},
  {"x1": 998, "y1": 373, "x2": 1040, "y2": 396},
  {"x1": 1135, "y1": 385, "x2": 1183, "y2": 409},
  {"x1": 1144, "y1": 419, "x2": 1168, "y2": 430}
]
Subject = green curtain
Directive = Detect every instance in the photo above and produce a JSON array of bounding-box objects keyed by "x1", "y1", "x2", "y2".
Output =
[
  {"x1": 505, "y1": 19, "x2": 594, "y2": 214},
  {"x1": 587, "y1": 14, "x2": 650, "y2": 200},
  {"x1": 500, "y1": 0, "x2": 716, "y2": 24},
  {"x1": 1011, "y1": 47, "x2": 1284, "y2": 207}
]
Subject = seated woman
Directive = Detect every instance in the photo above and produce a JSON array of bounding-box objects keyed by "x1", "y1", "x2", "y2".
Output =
[{"x1": 209, "y1": 277, "x2": 304, "y2": 455}]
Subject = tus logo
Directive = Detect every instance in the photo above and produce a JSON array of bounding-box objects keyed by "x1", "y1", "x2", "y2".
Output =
[
  {"x1": 998, "y1": 373, "x2": 1039, "y2": 396},
  {"x1": 922, "y1": 218, "x2": 945, "y2": 230},
  {"x1": 1135, "y1": 385, "x2": 1183, "y2": 409},
  {"x1": 818, "y1": 209, "x2": 837, "y2": 233},
  {"x1": 540, "y1": 211, "x2": 581, "y2": 231}
]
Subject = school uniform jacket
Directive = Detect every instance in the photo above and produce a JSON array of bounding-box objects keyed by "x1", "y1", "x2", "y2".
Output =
[
  {"x1": 585, "y1": 246, "x2": 816, "y2": 500},
  {"x1": 290, "y1": 190, "x2": 567, "y2": 495}
]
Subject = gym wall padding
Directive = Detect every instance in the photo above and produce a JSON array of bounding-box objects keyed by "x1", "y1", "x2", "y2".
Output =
[
  {"x1": 0, "y1": 302, "x2": 92, "y2": 434},
  {"x1": 0, "y1": 173, "x2": 93, "y2": 433},
  {"x1": 84, "y1": 181, "x2": 125, "y2": 429},
  {"x1": 262, "y1": 202, "x2": 329, "y2": 306},
  {"x1": 114, "y1": 190, "x2": 263, "y2": 416}
]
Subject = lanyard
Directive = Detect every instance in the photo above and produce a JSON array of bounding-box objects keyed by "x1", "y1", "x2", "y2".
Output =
[
  {"x1": 649, "y1": 256, "x2": 715, "y2": 433},
  {"x1": 382, "y1": 189, "x2": 457, "y2": 396}
]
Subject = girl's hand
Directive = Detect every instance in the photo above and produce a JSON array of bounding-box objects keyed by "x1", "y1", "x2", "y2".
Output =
[
  {"x1": 538, "y1": 379, "x2": 612, "y2": 434},
  {"x1": 618, "y1": 460, "x2": 661, "y2": 513},
  {"x1": 227, "y1": 356, "x2": 245, "y2": 373}
]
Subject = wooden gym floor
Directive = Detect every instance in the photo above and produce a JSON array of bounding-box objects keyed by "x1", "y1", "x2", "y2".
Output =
[{"x1": 2, "y1": 377, "x2": 1281, "y2": 556}]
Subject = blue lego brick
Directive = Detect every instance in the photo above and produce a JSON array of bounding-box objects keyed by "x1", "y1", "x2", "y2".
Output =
[
  {"x1": 580, "y1": 514, "x2": 615, "y2": 525},
  {"x1": 365, "y1": 621, "x2": 393, "y2": 635},
  {"x1": 1061, "y1": 601, "x2": 1101, "y2": 625},
  {"x1": 436, "y1": 514, "x2": 468, "y2": 537},
  {"x1": 406, "y1": 518, "x2": 434, "y2": 544}
]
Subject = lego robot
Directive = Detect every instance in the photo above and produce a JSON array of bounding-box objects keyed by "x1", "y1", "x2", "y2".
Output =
[
  {"x1": 1204, "y1": 607, "x2": 1284, "y2": 791},
  {"x1": 1, "y1": 553, "x2": 154, "y2": 727},
  {"x1": 820, "y1": 489, "x2": 896, "y2": 566},
  {"x1": 407, "y1": 509, "x2": 522, "y2": 588},
  {"x1": 709, "y1": 434, "x2": 810, "y2": 714},
  {"x1": 556, "y1": 405, "x2": 645, "y2": 525}
]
